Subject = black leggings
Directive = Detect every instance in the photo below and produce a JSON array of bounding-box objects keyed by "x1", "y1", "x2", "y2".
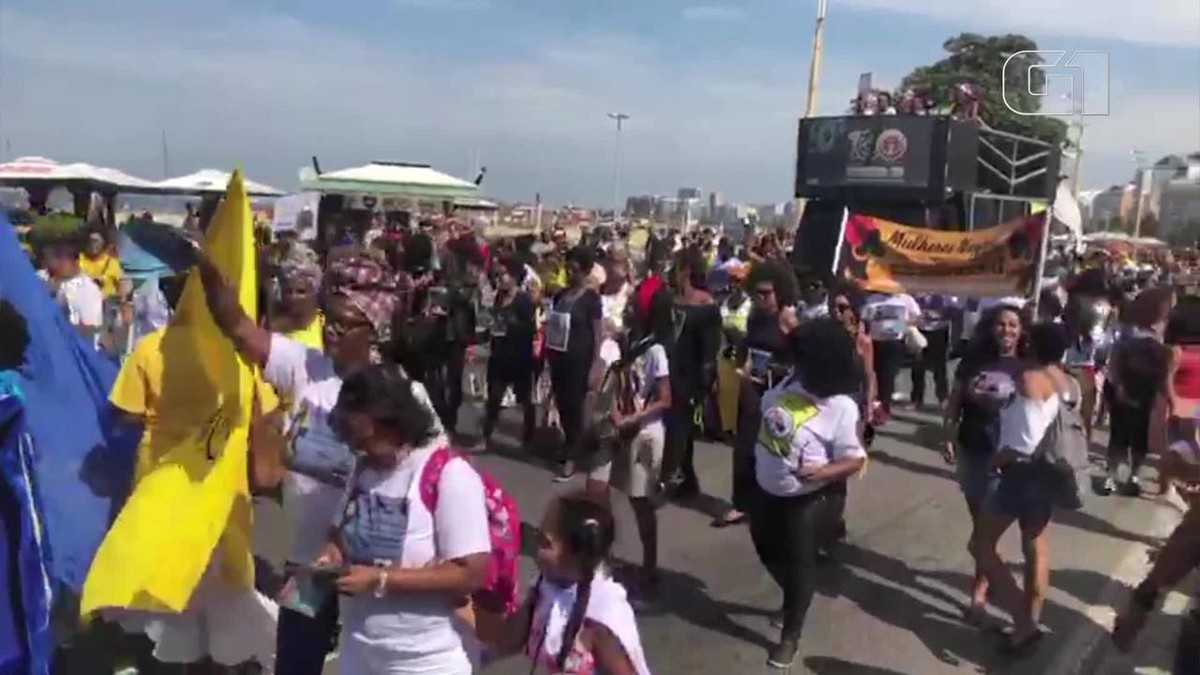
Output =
[
  {"x1": 484, "y1": 365, "x2": 536, "y2": 443},
  {"x1": 749, "y1": 487, "x2": 830, "y2": 641},
  {"x1": 731, "y1": 380, "x2": 763, "y2": 512},
  {"x1": 425, "y1": 343, "x2": 467, "y2": 434},
  {"x1": 663, "y1": 394, "x2": 700, "y2": 490},
  {"x1": 1107, "y1": 401, "x2": 1151, "y2": 478},
  {"x1": 550, "y1": 359, "x2": 588, "y2": 462},
  {"x1": 872, "y1": 339, "x2": 906, "y2": 411}
]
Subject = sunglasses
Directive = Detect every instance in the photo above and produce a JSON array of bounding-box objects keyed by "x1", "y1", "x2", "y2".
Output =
[{"x1": 833, "y1": 302, "x2": 854, "y2": 313}]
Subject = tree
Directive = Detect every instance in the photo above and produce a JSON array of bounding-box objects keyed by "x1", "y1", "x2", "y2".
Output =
[{"x1": 900, "y1": 33, "x2": 1069, "y2": 148}]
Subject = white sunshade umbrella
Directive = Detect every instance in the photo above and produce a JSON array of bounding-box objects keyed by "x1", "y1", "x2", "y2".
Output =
[
  {"x1": 0, "y1": 156, "x2": 159, "y2": 191},
  {"x1": 156, "y1": 169, "x2": 284, "y2": 197}
]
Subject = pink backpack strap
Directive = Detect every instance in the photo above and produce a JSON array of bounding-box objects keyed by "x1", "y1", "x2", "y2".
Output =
[{"x1": 418, "y1": 445, "x2": 455, "y2": 513}]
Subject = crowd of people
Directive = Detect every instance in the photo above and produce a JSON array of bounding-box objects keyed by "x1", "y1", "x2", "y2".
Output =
[{"x1": 11, "y1": 205, "x2": 1200, "y2": 674}]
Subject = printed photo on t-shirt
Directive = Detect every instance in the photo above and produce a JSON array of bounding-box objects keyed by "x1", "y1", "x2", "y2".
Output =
[
  {"x1": 869, "y1": 304, "x2": 907, "y2": 341},
  {"x1": 544, "y1": 310, "x2": 571, "y2": 352}
]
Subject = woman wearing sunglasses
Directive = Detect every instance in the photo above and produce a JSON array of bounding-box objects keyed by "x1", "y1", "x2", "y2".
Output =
[
  {"x1": 197, "y1": 246, "x2": 444, "y2": 674},
  {"x1": 712, "y1": 259, "x2": 799, "y2": 528}
]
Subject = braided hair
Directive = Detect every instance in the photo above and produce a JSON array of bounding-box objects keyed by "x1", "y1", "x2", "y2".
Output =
[{"x1": 541, "y1": 492, "x2": 616, "y2": 670}]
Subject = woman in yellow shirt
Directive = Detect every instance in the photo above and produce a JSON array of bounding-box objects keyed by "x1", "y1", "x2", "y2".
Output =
[{"x1": 79, "y1": 229, "x2": 123, "y2": 298}]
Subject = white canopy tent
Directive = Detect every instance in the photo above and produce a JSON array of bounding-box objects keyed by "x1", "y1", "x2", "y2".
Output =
[
  {"x1": 0, "y1": 156, "x2": 159, "y2": 192},
  {"x1": 155, "y1": 169, "x2": 284, "y2": 197},
  {"x1": 300, "y1": 161, "x2": 479, "y2": 201}
]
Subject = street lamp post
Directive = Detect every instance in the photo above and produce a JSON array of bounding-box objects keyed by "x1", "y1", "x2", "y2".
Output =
[
  {"x1": 608, "y1": 112, "x2": 630, "y2": 223},
  {"x1": 1132, "y1": 149, "x2": 1148, "y2": 238}
]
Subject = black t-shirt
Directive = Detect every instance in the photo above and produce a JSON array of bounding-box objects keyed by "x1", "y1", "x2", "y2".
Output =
[
  {"x1": 954, "y1": 353, "x2": 1024, "y2": 455},
  {"x1": 669, "y1": 302, "x2": 721, "y2": 398},
  {"x1": 489, "y1": 292, "x2": 536, "y2": 367},
  {"x1": 1112, "y1": 336, "x2": 1170, "y2": 408}
]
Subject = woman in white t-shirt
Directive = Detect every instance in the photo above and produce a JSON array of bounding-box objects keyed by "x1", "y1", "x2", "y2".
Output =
[
  {"x1": 317, "y1": 364, "x2": 492, "y2": 674},
  {"x1": 751, "y1": 318, "x2": 867, "y2": 669},
  {"x1": 862, "y1": 292, "x2": 920, "y2": 418},
  {"x1": 198, "y1": 247, "x2": 444, "y2": 674}
]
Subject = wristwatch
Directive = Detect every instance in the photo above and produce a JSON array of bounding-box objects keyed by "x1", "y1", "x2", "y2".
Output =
[{"x1": 374, "y1": 568, "x2": 389, "y2": 599}]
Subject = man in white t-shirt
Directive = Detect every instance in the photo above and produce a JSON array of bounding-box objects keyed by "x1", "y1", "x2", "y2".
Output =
[
  {"x1": 862, "y1": 292, "x2": 920, "y2": 414},
  {"x1": 41, "y1": 239, "x2": 104, "y2": 345}
]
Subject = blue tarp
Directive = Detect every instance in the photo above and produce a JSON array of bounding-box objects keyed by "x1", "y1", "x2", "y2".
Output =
[
  {"x1": 0, "y1": 376, "x2": 52, "y2": 675},
  {"x1": 0, "y1": 216, "x2": 138, "y2": 597}
]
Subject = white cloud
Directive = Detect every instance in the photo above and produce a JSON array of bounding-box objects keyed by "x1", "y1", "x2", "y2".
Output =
[
  {"x1": 0, "y1": 5, "x2": 1193, "y2": 204},
  {"x1": 834, "y1": 0, "x2": 1200, "y2": 48},
  {"x1": 682, "y1": 5, "x2": 746, "y2": 22},
  {"x1": 391, "y1": 0, "x2": 491, "y2": 10}
]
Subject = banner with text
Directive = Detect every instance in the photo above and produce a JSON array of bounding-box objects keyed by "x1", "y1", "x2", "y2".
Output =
[{"x1": 837, "y1": 212, "x2": 1046, "y2": 297}]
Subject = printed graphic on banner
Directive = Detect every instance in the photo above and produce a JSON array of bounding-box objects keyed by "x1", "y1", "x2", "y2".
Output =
[
  {"x1": 271, "y1": 192, "x2": 320, "y2": 240},
  {"x1": 836, "y1": 213, "x2": 1045, "y2": 297},
  {"x1": 799, "y1": 116, "x2": 935, "y2": 192}
]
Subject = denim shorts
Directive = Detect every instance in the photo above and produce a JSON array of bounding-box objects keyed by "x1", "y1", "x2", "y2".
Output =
[
  {"x1": 986, "y1": 463, "x2": 1056, "y2": 523},
  {"x1": 956, "y1": 451, "x2": 998, "y2": 502}
]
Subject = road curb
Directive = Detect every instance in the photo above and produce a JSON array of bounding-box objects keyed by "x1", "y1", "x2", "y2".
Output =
[{"x1": 1048, "y1": 496, "x2": 1185, "y2": 675}]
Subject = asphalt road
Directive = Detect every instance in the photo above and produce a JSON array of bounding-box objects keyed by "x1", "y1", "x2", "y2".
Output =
[{"x1": 252, "y1": 393, "x2": 1180, "y2": 675}]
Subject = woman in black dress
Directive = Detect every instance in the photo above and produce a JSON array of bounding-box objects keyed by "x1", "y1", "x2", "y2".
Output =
[
  {"x1": 545, "y1": 246, "x2": 604, "y2": 481},
  {"x1": 713, "y1": 259, "x2": 799, "y2": 526},
  {"x1": 662, "y1": 247, "x2": 721, "y2": 500}
]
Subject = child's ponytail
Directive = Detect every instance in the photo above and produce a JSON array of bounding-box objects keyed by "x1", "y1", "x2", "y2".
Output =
[{"x1": 552, "y1": 496, "x2": 615, "y2": 670}]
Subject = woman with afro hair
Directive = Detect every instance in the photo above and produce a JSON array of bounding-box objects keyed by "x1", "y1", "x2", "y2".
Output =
[{"x1": 711, "y1": 258, "x2": 800, "y2": 528}]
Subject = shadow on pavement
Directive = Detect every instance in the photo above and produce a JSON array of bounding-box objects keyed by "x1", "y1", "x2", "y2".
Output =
[
  {"x1": 867, "y1": 448, "x2": 957, "y2": 483},
  {"x1": 1051, "y1": 567, "x2": 1133, "y2": 608},
  {"x1": 1056, "y1": 506, "x2": 1164, "y2": 549},
  {"x1": 833, "y1": 545, "x2": 993, "y2": 670},
  {"x1": 630, "y1": 566, "x2": 777, "y2": 651},
  {"x1": 873, "y1": 419, "x2": 946, "y2": 450},
  {"x1": 669, "y1": 491, "x2": 734, "y2": 521},
  {"x1": 837, "y1": 544, "x2": 1101, "y2": 674},
  {"x1": 805, "y1": 656, "x2": 909, "y2": 675}
]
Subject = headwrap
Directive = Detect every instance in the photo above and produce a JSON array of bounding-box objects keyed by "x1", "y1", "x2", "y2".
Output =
[
  {"x1": 278, "y1": 242, "x2": 321, "y2": 291},
  {"x1": 324, "y1": 248, "x2": 399, "y2": 346}
]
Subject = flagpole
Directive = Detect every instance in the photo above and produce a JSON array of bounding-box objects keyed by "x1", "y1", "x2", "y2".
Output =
[
  {"x1": 829, "y1": 208, "x2": 849, "y2": 275},
  {"x1": 793, "y1": 0, "x2": 829, "y2": 226},
  {"x1": 1031, "y1": 208, "x2": 1053, "y2": 315}
]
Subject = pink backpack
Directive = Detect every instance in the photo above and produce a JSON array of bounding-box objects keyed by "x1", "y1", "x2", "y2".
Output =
[{"x1": 419, "y1": 447, "x2": 522, "y2": 615}]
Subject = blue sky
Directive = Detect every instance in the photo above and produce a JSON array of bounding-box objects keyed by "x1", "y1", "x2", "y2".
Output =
[{"x1": 0, "y1": 0, "x2": 1196, "y2": 205}]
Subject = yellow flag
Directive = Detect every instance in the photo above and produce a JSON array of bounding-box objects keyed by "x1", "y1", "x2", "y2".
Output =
[{"x1": 82, "y1": 170, "x2": 258, "y2": 614}]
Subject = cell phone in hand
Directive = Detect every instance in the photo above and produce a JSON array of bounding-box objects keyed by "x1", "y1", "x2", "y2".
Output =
[{"x1": 284, "y1": 561, "x2": 347, "y2": 580}]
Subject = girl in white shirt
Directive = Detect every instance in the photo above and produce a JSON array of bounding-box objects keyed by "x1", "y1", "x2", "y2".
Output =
[{"x1": 480, "y1": 492, "x2": 651, "y2": 675}]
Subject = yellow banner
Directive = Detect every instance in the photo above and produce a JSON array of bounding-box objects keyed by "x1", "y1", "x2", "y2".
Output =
[{"x1": 837, "y1": 213, "x2": 1046, "y2": 297}]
